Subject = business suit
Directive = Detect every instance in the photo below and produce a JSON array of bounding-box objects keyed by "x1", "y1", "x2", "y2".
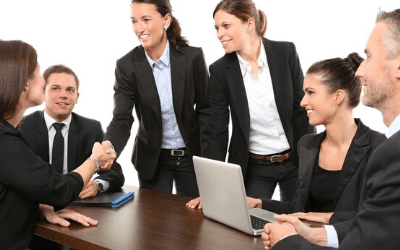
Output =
[
  {"x1": 21, "y1": 111, "x2": 125, "y2": 192},
  {"x1": 0, "y1": 121, "x2": 83, "y2": 249},
  {"x1": 104, "y1": 44, "x2": 209, "y2": 197},
  {"x1": 274, "y1": 130, "x2": 400, "y2": 250},
  {"x1": 260, "y1": 119, "x2": 385, "y2": 221},
  {"x1": 207, "y1": 37, "x2": 315, "y2": 199}
]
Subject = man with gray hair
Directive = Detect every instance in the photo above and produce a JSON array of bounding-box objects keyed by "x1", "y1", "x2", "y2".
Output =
[{"x1": 261, "y1": 8, "x2": 400, "y2": 250}]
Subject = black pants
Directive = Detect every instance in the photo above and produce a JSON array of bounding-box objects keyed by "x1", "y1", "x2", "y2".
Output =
[
  {"x1": 244, "y1": 157, "x2": 297, "y2": 201},
  {"x1": 138, "y1": 153, "x2": 199, "y2": 198}
]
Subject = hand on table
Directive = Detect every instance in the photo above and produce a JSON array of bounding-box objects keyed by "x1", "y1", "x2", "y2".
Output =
[
  {"x1": 78, "y1": 180, "x2": 98, "y2": 199},
  {"x1": 261, "y1": 216, "x2": 298, "y2": 250},
  {"x1": 290, "y1": 212, "x2": 333, "y2": 224},
  {"x1": 247, "y1": 196, "x2": 262, "y2": 208},
  {"x1": 186, "y1": 197, "x2": 202, "y2": 209},
  {"x1": 39, "y1": 204, "x2": 98, "y2": 227},
  {"x1": 270, "y1": 214, "x2": 328, "y2": 247}
]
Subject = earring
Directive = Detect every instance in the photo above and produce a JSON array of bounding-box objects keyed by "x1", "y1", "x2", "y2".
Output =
[
  {"x1": 246, "y1": 29, "x2": 250, "y2": 34},
  {"x1": 164, "y1": 26, "x2": 168, "y2": 31}
]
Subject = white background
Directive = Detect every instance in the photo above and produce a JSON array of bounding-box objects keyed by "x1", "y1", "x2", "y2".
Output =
[{"x1": 1, "y1": 0, "x2": 397, "y2": 199}]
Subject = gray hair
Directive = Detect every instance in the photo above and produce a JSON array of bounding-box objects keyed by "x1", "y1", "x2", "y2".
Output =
[{"x1": 376, "y1": 9, "x2": 400, "y2": 59}]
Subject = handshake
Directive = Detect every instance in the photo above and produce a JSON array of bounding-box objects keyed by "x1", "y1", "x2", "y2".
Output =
[{"x1": 90, "y1": 140, "x2": 118, "y2": 172}]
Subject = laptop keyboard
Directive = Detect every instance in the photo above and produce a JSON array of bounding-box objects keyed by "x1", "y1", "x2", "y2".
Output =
[{"x1": 250, "y1": 215, "x2": 270, "y2": 230}]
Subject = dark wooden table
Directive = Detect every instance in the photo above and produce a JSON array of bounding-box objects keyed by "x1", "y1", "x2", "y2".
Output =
[{"x1": 34, "y1": 186, "x2": 266, "y2": 249}]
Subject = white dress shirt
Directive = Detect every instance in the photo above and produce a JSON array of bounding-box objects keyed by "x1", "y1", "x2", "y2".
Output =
[
  {"x1": 44, "y1": 111, "x2": 109, "y2": 191},
  {"x1": 236, "y1": 41, "x2": 290, "y2": 155}
]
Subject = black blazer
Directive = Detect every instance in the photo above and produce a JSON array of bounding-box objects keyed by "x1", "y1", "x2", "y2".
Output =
[
  {"x1": 261, "y1": 119, "x2": 386, "y2": 218},
  {"x1": 206, "y1": 38, "x2": 315, "y2": 176},
  {"x1": 274, "y1": 130, "x2": 400, "y2": 250},
  {"x1": 20, "y1": 111, "x2": 125, "y2": 192},
  {"x1": 104, "y1": 44, "x2": 209, "y2": 180},
  {"x1": 0, "y1": 121, "x2": 83, "y2": 249}
]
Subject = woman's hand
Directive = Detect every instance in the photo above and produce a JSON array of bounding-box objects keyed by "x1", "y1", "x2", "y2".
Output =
[
  {"x1": 247, "y1": 197, "x2": 262, "y2": 208},
  {"x1": 39, "y1": 204, "x2": 98, "y2": 227},
  {"x1": 186, "y1": 197, "x2": 202, "y2": 209},
  {"x1": 289, "y1": 212, "x2": 334, "y2": 224},
  {"x1": 91, "y1": 142, "x2": 116, "y2": 171}
]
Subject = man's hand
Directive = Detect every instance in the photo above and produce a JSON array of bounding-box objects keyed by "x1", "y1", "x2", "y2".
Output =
[
  {"x1": 101, "y1": 140, "x2": 116, "y2": 170},
  {"x1": 262, "y1": 219, "x2": 298, "y2": 249},
  {"x1": 78, "y1": 180, "x2": 98, "y2": 199},
  {"x1": 290, "y1": 212, "x2": 333, "y2": 224},
  {"x1": 39, "y1": 204, "x2": 98, "y2": 227},
  {"x1": 274, "y1": 214, "x2": 328, "y2": 246}
]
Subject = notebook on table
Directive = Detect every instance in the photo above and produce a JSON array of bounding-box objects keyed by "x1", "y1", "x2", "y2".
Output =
[
  {"x1": 193, "y1": 156, "x2": 278, "y2": 236},
  {"x1": 71, "y1": 191, "x2": 134, "y2": 208}
]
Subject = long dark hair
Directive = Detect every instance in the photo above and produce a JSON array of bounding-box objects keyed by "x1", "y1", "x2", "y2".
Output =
[
  {"x1": 131, "y1": 0, "x2": 189, "y2": 51},
  {"x1": 0, "y1": 40, "x2": 38, "y2": 127},
  {"x1": 307, "y1": 53, "x2": 364, "y2": 108},
  {"x1": 213, "y1": 0, "x2": 267, "y2": 37}
]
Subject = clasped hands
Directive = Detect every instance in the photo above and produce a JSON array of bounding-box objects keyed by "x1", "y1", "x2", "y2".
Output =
[{"x1": 90, "y1": 141, "x2": 117, "y2": 172}]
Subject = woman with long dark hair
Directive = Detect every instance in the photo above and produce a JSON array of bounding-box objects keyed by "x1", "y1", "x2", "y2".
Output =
[
  {"x1": 0, "y1": 40, "x2": 115, "y2": 249},
  {"x1": 103, "y1": 0, "x2": 209, "y2": 197}
]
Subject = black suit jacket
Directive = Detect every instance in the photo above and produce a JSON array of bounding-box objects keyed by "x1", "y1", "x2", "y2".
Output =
[
  {"x1": 0, "y1": 121, "x2": 83, "y2": 249},
  {"x1": 20, "y1": 111, "x2": 124, "y2": 192},
  {"x1": 104, "y1": 44, "x2": 209, "y2": 180},
  {"x1": 206, "y1": 38, "x2": 315, "y2": 176},
  {"x1": 274, "y1": 130, "x2": 400, "y2": 250},
  {"x1": 261, "y1": 119, "x2": 385, "y2": 218}
]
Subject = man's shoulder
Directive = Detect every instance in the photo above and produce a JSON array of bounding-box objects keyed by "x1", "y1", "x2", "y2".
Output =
[{"x1": 71, "y1": 112, "x2": 102, "y2": 128}]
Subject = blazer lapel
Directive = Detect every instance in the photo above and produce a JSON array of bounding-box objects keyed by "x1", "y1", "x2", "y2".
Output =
[
  {"x1": 170, "y1": 46, "x2": 186, "y2": 124},
  {"x1": 226, "y1": 53, "x2": 250, "y2": 145},
  {"x1": 333, "y1": 121, "x2": 371, "y2": 207},
  {"x1": 133, "y1": 46, "x2": 162, "y2": 124},
  {"x1": 264, "y1": 38, "x2": 289, "y2": 134},
  {"x1": 295, "y1": 132, "x2": 325, "y2": 211},
  {"x1": 37, "y1": 111, "x2": 49, "y2": 162},
  {"x1": 67, "y1": 115, "x2": 79, "y2": 172}
]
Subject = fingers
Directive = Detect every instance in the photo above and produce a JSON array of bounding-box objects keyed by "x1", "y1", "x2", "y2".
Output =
[
  {"x1": 262, "y1": 226, "x2": 272, "y2": 250},
  {"x1": 186, "y1": 197, "x2": 202, "y2": 209},
  {"x1": 58, "y1": 209, "x2": 98, "y2": 227},
  {"x1": 101, "y1": 140, "x2": 114, "y2": 154},
  {"x1": 51, "y1": 215, "x2": 71, "y2": 227},
  {"x1": 78, "y1": 181, "x2": 98, "y2": 199}
]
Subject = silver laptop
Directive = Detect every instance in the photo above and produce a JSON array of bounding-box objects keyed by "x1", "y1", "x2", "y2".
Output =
[{"x1": 193, "y1": 156, "x2": 278, "y2": 236}]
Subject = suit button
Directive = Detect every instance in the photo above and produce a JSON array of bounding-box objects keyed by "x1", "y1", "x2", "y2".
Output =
[{"x1": 177, "y1": 162, "x2": 181, "y2": 166}]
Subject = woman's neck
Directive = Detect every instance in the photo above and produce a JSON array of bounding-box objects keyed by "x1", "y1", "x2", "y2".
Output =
[
  {"x1": 237, "y1": 36, "x2": 261, "y2": 64},
  {"x1": 6, "y1": 106, "x2": 24, "y2": 128},
  {"x1": 324, "y1": 112, "x2": 357, "y2": 148},
  {"x1": 146, "y1": 36, "x2": 168, "y2": 62}
]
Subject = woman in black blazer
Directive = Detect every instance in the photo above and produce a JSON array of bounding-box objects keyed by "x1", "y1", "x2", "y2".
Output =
[
  {"x1": 187, "y1": 0, "x2": 313, "y2": 209},
  {"x1": 247, "y1": 53, "x2": 386, "y2": 225},
  {"x1": 0, "y1": 40, "x2": 115, "y2": 249},
  {"x1": 103, "y1": 0, "x2": 209, "y2": 197}
]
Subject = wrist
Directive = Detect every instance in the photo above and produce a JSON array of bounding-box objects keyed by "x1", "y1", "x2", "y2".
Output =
[
  {"x1": 88, "y1": 157, "x2": 100, "y2": 174},
  {"x1": 256, "y1": 199, "x2": 262, "y2": 208}
]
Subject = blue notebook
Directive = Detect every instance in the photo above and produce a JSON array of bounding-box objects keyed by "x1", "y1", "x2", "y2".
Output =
[{"x1": 71, "y1": 191, "x2": 134, "y2": 208}]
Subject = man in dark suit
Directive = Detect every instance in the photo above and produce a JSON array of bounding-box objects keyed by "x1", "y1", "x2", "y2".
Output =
[
  {"x1": 261, "y1": 8, "x2": 400, "y2": 250},
  {"x1": 21, "y1": 65, "x2": 124, "y2": 198},
  {"x1": 23, "y1": 64, "x2": 124, "y2": 249}
]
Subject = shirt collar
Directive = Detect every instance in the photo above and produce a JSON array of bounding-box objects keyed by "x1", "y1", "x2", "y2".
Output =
[
  {"x1": 236, "y1": 38, "x2": 268, "y2": 77},
  {"x1": 386, "y1": 114, "x2": 400, "y2": 138},
  {"x1": 44, "y1": 110, "x2": 72, "y2": 131},
  {"x1": 145, "y1": 40, "x2": 170, "y2": 68}
]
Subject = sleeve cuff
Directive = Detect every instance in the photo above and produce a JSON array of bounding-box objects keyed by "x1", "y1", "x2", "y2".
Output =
[{"x1": 323, "y1": 225, "x2": 339, "y2": 248}]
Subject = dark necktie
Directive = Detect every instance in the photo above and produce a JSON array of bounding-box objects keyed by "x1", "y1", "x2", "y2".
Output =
[{"x1": 52, "y1": 123, "x2": 65, "y2": 174}]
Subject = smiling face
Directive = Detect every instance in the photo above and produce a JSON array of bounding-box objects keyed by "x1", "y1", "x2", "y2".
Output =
[
  {"x1": 356, "y1": 22, "x2": 397, "y2": 111},
  {"x1": 131, "y1": 2, "x2": 170, "y2": 56},
  {"x1": 214, "y1": 10, "x2": 248, "y2": 54},
  {"x1": 301, "y1": 74, "x2": 339, "y2": 126},
  {"x1": 43, "y1": 73, "x2": 79, "y2": 122}
]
